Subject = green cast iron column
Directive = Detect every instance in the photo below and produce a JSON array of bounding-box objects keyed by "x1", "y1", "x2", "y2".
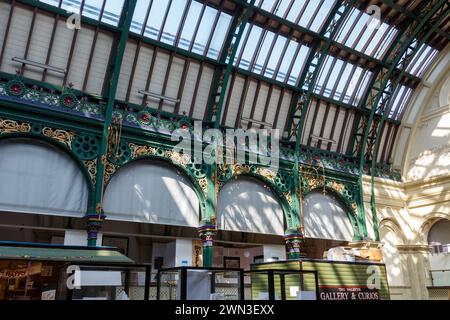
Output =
[
  {"x1": 289, "y1": 0, "x2": 358, "y2": 253},
  {"x1": 87, "y1": 0, "x2": 137, "y2": 246},
  {"x1": 199, "y1": 0, "x2": 256, "y2": 267}
]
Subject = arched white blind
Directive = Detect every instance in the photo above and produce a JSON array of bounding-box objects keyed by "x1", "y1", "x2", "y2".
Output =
[
  {"x1": 103, "y1": 160, "x2": 200, "y2": 227},
  {"x1": 0, "y1": 138, "x2": 88, "y2": 217},
  {"x1": 217, "y1": 177, "x2": 284, "y2": 235},
  {"x1": 302, "y1": 192, "x2": 353, "y2": 241}
]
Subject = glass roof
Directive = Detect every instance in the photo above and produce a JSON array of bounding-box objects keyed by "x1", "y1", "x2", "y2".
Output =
[
  {"x1": 40, "y1": 0, "x2": 125, "y2": 26},
  {"x1": 387, "y1": 85, "x2": 413, "y2": 120},
  {"x1": 335, "y1": 7, "x2": 399, "y2": 59},
  {"x1": 37, "y1": 0, "x2": 442, "y2": 122},
  {"x1": 313, "y1": 55, "x2": 372, "y2": 106},
  {"x1": 231, "y1": 23, "x2": 311, "y2": 84},
  {"x1": 255, "y1": 0, "x2": 338, "y2": 33},
  {"x1": 406, "y1": 43, "x2": 439, "y2": 77},
  {"x1": 130, "y1": 0, "x2": 232, "y2": 60}
]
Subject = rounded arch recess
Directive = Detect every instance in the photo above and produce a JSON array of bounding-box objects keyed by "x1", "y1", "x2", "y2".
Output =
[
  {"x1": 0, "y1": 136, "x2": 90, "y2": 217},
  {"x1": 217, "y1": 175, "x2": 287, "y2": 236},
  {"x1": 301, "y1": 188, "x2": 356, "y2": 241},
  {"x1": 103, "y1": 158, "x2": 202, "y2": 228}
]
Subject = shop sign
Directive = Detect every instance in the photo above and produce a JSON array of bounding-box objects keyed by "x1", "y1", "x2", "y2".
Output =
[
  {"x1": 0, "y1": 262, "x2": 42, "y2": 279},
  {"x1": 319, "y1": 286, "x2": 380, "y2": 301},
  {"x1": 0, "y1": 269, "x2": 28, "y2": 279}
]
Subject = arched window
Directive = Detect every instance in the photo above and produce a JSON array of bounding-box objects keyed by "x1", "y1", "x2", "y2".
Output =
[
  {"x1": 0, "y1": 138, "x2": 88, "y2": 217},
  {"x1": 217, "y1": 177, "x2": 284, "y2": 235},
  {"x1": 103, "y1": 160, "x2": 200, "y2": 227},
  {"x1": 428, "y1": 219, "x2": 450, "y2": 245},
  {"x1": 302, "y1": 191, "x2": 353, "y2": 241}
]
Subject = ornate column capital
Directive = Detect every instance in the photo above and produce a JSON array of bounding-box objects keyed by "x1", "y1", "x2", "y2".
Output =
[
  {"x1": 284, "y1": 229, "x2": 304, "y2": 260},
  {"x1": 85, "y1": 213, "x2": 106, "y2": 247},
  {"x1": 198, "y1": 223, "x2": 217, "y2": 268},
  {"x1": 198, "y1": 223, "x2": 218, "y2": 245}
]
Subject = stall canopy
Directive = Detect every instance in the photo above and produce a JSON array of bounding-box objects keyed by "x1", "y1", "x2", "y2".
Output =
[{"x1": 0, "y1": 242, "x2": 134, "y2": 264}]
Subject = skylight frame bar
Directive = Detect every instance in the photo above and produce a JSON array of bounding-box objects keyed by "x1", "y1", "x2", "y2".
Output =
[
  {"x1": 305, "y1": 0, "x2": 325, "y2": 31},
  {"x1": 141, "y1": 0, "x2": 154, "y2": 36}
]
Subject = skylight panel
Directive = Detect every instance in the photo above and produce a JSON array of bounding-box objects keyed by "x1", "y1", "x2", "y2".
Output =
[
  {"x1": 288, "y1": 45, "x2": 309, "y2": 86},
  {"x1": 207, "y1": 13, "x2": 232, "y2": 60},
  {"x1": 406, "y1": 43, "x2": 439, "y2": 77},
  {"x1": 192, "y1": 6, "x2": 218, "y2": 55},
  {"x1": 253, "y1": 30, "x2": 276, "y2": 73},
  {"x1": 276, "y1": 41, "x2": 299, "y2": 82},
  {"x1": 257, "y1": 0, "x2": 336, "y2": 34},
  {"x1": 315, "y1": 56, "x2": 334, "y2": 95},
  {"x1": 145, "y1": 0, "x2": 170, "y2": 40},
  {"x1": 285, "y1": 0, "x2": 308, "y2": 22},
  {"x1": 388, "y1": 85, "x2": 413, "y2": 120},
  {"x1": 264, "y1": 36, "x2": 287, "y2": 78},
  {"x1": 309, "y1": 0, "x2": 336, "y2": 32},
  {"x1": 313, "y1": 56, "x2": 373, "y2": 106},
  {"x1": 239, "y1": 26, "x2": 263, "y2": 70},
  {"x1": 101, "y1": 0, "x2": 125, "y2": 25},
  {"x1": 128, "y1": 0, "x2": 231, "y2": 60},
  {"x1": 336, "y1": 7, "x2": 398, "y2": 59},
  {"x1": 160, "y1": 0, "x2": 188, "y2": 46},
  {"x1": 178, "y1": 2, "x2": 203, "y2": 51},
  {"x1": 40, "y1": 0, "x2": 124, "y2": 26},
  {"x1": 130, "y1": 0, "x2": 151, "y2": 34}
]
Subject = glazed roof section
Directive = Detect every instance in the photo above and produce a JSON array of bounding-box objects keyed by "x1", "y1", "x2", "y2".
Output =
[{"x1": 37, "y1": 0, "x2": 445, "y2": 121}]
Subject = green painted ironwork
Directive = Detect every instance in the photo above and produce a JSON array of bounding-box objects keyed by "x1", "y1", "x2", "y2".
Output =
[
  {"x1": 287, "y1": 0, "x2": 359, "y2": 245},
  {"x1": 367, "y1": 2, "x2": 450, "y2": 240},
  {"x1": 356, "y1": 0, "x2": 449, "y2": 241},
  {"x1": 90, "y1": 0, "x2": 137, "y2": 246}
]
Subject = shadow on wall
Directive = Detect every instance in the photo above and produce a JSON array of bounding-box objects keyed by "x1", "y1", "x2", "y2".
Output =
[
  {"x1": 407, "y1": 76, "x2": 450, "y2": 181},
  {"x1": 103, "y1": 160, "x2": 200, "y2": 227},
  {"x1": 0, "y1": 138, "x2": 89, "y2": 217},
  {"x1": 217, "y1": 177, "x2": 284, "y2": 236},
  {"x1": 302, "y1": 191, "x2": 353, "y2": 242}
]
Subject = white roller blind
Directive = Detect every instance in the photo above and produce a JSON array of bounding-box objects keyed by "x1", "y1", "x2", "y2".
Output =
[
  {"x1": 103, "y1": 161, "x2": 200, "y2": 227},
  {"x1": 0, "y1": 138, "x2": 88, "y2": 217},
  {"x1": 302, "y1": 192, "x2": 353, "y2": 241},
  {"x1": 217, "y1": 178, "x2": 284, "y2": 235}
]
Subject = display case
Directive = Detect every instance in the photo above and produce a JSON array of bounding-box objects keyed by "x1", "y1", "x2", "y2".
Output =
[
  {"x1": 245, "y1": 269, "x2": 319, "y2": 300},
  {"x1": 156, "y1": 267, "x2": 244, "y2": 300},
  {"x1": 63, "y1": 263, "x2": 151, "y2": 300}
]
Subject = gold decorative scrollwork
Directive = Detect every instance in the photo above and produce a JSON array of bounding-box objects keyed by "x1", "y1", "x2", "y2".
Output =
[
  {"x1": 328, "y1": 181, "x2": 345, "y2": 193},
  {"x1": 165, "y1": 150, "x2": 191, "y2": 167},
  {"x1": 103, "y1": 162, "x2": 118, "y2": 184},
  {"x1": 232, "y1": 164, "x2": 250, "y2": 175},
  {"x1": 199, "y1": 177, "x2": 208, "y2": 193},
  {"x1": 257, "y1": 167, "x2": 277, "y2": 182},
  {"x1": 284, "y1": 192, "x2": 292, "y2": 205},
  {"x1": 84, "y1": 159, "x2": 98, "y2": 185},
  {"x1": 42, "y1": 127, "x2": 75, "y2": 149},
  {"x1": 129, "y1": 143, "x2": 157, "y2": 158},
  {"x1": 308, "y1": 177, "x2": 322, "y2": 190},
  {"x1": 0, "y1": 118, "x2": 31, "y2": 134}
]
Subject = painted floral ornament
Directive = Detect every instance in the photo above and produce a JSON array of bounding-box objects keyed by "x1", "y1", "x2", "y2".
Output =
[
  {"x1": 59, "y1": 93, "x2": 78, "y2": 109},
  {"x1": 138, "y1": 111, "x2": 152, "y2": 125},
  {"x1": 7, "y1": 80, "x2": 25, "y2": 97}
]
